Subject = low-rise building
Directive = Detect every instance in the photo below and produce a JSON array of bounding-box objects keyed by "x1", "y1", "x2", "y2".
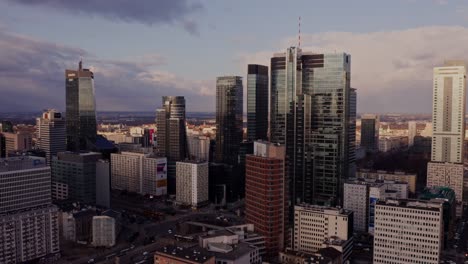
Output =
[
  {"x1": 293, "y1": 204, "x2": 353, "y2": 263},
  {"x1": 154, "y1": 246, "x2": 215, "y2": 264},
  {"x1": 356, "y1": 169, "x2": 417, "y2": 194}
]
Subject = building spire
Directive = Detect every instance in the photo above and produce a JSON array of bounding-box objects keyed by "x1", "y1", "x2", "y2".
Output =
[
  {"x1": 79, "y1": 58, "x2": 83, "y2": 71},
  {"x1": 298, "y1": 16, "x2": 301, "y2": 48}
]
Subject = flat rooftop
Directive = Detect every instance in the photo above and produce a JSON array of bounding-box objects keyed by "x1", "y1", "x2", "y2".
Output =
[{"x1": 156, "y1": 245, "x2": 213, "y2": 263}]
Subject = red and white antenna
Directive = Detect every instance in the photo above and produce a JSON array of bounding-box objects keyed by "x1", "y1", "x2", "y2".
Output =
[{"x1": 298, "y1": 16, "x2": 301, "y2": 48}]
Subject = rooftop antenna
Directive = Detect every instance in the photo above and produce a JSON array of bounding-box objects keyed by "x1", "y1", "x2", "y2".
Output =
[
  {"x1": 298, "y1": 16, "x2": 301, "y2": 48},
  {"x1": 79, "y1": 56, "x2": 83, "y2": 70}
]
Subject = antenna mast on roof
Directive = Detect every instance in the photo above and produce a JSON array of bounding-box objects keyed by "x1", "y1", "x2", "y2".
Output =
[{"x1": 298, "y1": 16, "x2": 301, "y2": 48}]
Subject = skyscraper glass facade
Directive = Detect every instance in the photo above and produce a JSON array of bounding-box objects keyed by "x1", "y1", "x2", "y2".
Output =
[
  {"x1": 270, "y1": 48, "x2": 355, "y2": 207},
  {"x1": 215, "y1": 76, "x2": 243, "y2": 166},
  {"x1": 247, "y1": 64, "x2": 268, "y2": 141},
  {"x1": 65, "y1": 61, "x2": 97, "y2": 151}
]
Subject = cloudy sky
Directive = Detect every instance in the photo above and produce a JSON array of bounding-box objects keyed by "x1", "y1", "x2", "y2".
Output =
[{"x1": 1, "y1": 0, "x2": 467, "y2": 113}]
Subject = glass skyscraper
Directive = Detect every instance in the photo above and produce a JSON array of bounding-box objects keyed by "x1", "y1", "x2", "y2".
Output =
[
  {"x1": 156, "y1": 96, "x2": 187, "y2": 194},
  {"x1": 65, "y1": 61, "x2": 97, "y2": 151},
  {"x1": 270, "y1": 47, "x2": 355, "y2": 207},
  {"x1": 215, "y1": 76, "x2": 243, "y2": 166},
  {"x1": 247, "y1": 64, "x2": 268, "y2": 141}
]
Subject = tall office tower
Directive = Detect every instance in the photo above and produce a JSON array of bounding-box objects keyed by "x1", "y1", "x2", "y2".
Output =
[
  {"x1": 408, "y1": 121, "x2": 417, "y2": 146},
  {"x1": 360, "y1": 114, "x2": 379, "y2": 152},
  {"x1": 245, "y1": 141, "x2": 286, "y2": 260},
  {"x1": 247, "y1": 64, "x2": 268, "y2": 141},
  {"x1": 215, "y1": 76, "x2": 243, "y2": 165},
  {"x1": 37, "y1": 109, "x2": 66, "y2": 165},
  {"x1": 270, "y1": 47, "x2": 355, "y2": 206},
  {"x1": 188, "y1": 135, "x2": 210, "y2": 161},
  {"x1": 0, "y1": 156, "x2": 59, "y2": 263},
  {"x1": 373, "y1": 199, "x2": 443, "y2": 264},
  {"x1": 51, "y1": 152, "x2": 101, "y2": 204},
  {"x1": 66, "y1": 60, "x2": 97, "y2": 152},
  {"x1": 427, "y1": 61, "x2": 467, "y2": 212},
  {"x1": 293, "y1": 204, "x2": 353, "y2": 262},
  {"x1": 156, "y1": 96, "x2": 186, "y2": 194},
  {"x1": 176, "y1": 161, "x2": 209, "y2": 208},
  {"x1": 111, "y1": 152, "x2": 167, "y2": 196}
]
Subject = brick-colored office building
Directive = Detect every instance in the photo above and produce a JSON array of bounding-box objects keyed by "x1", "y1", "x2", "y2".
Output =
[{"x1": 245, "y1": 141, "x2": 286, "y2": 260}]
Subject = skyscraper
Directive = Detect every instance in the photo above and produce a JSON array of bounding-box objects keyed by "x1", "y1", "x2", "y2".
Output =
[
  {"x1": 245, "y1": 141, "x2": 286, "y2": 259},
  {"x1": 360, "y1": 114, "x2": 379, "y2": 152},
  {"x1": 427, "y1": 61, "x2": 467, "y2": 213},
  {"x1": 431, "y1": 61, "x2": 466, "y2": 163},
  {"x1": 270, "y1": 47, "x2": 355, "y2": 207},
  {"x1": 215, "y1": 76, "x2": 243, "y2": 165},
  {"x1": 66, "y1": 61, "x2": 97, "y2": 151},
  {"x1": 37, "y1": 109, "x2": 66, "y2": 165},
  {"x1": 156, "y1": 96, "x2": 187, "y2": 194},
  {"x1": 408, "y1": 121, "x2": 417, "y2": 146},
  {"x1": 247, "y1": 64, "x2": 268, "y2": 141}
]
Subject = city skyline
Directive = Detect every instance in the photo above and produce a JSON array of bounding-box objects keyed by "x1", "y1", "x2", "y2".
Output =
[{"x1": 3, "y1": 1, "x2": 468, "y2": 113}]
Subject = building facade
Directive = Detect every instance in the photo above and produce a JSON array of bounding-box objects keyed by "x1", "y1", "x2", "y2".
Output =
[
  {"x1": 65, "y1": 61, "x2": 97, "y2": 151},
  {"x1": 245, "y1": 141, "x2": 286, "y2": 259},
  {"x1": 373, "y1": 199, "x2": 443, "y2": 264},
  {"x1": 156, "y1": 96, "x2": 186, "y2": 194},
  {"x1": 427, "y1": 162, "x2": 464, "y2": 203},
  {"x1": 293, "y1": 204, "x2": 353, "y2": 254},
  {"x1": 92, "y1": 216, "x2": 117, "y2": 247},
  {"x1": 0, "y1": 156, "x2": 59, "y2": 263},
  {"x1": 51, "y1": 152, "x2": 101, "y2": 204},
  {"x1": 360, "y1": 114, "x2": 379, "y2": 152},
  {"x1": 188, "y1": 135, "x2": 210, "y2": 161},
  {"x1": 431, "y1": 61, "x2": 466, "y2": 163},
  {"x1": 36, "y1": 109, "x2": 66, "y2": 165},
  {"x1": 356, "y1": 169, "x2": 417, "y2": 194},
  {"x1": 270, "y1": 47, "x2": 355, "y2": 207},
  {"x1": 176, "y1": 161, "x2": 209, "y2": 208},
  {"x1": 247, "y1": 64, "x2": 268, "y2": 141},
  {"x1": 111, "y1": 152, "x2": 167, "y2": 196},
  {"x1": 215, "y1": 76, "x2": 243, "y2": 165},
  {"x1": 3, "y1": 131, "x2": 33, "y2": 157}
]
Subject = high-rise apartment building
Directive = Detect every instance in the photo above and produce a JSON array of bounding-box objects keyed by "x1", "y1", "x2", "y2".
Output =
[
  {"x1": 111, "y1": 152, "x2": 168, "y2": 196},
  {"x1": 247, "y1": 64, "x2": 268, "y2": 141},
  {"x1": 0, "y1": 156, "x2": 59, "y2": 263},
  {"x1": 51, "y1": 152, "x2": 101, "y2": 204},
  {"x1": 431, "y1": 61, "x2": 466, "y2": 163},
  {"x1": 373, "y1": 199, "x2": 444, "y2": 264},
  {"x1": 427, "y1": 61, "x2": 467, "y2": 211},
  {"x1": 215, "y1": 76, "x2": 243, "y2": 165},
  {"x1": 293, "y1": 204, "x2": 353, "y2": 261},
  {"x1": 156, "y1": 96, "x2": 186, "y2": 194},
  {"x1": 270, "y1": 47, "x2": 355, "y2": 207},
  {"x1": 176, "y1": 161, "x2": 209, "y2": 208},
  {"x1": 65, "y1": 61, "x2": 97, "y2": 152},
  {"x1": 245, "y1": 141, "x2": 286, "y2": 259},
  {"x1": 36, "y1": 109, "x2": 66, "y2": 165},
  {"x1": 360, "y1": 114, "x2": 379, "y2": 152},
  {"x1": 0, "y1": 121, "x2": 13, "y2": 133},
  {"x1": 408, "y1": 121, "x2": 417, "y2": 146}
]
